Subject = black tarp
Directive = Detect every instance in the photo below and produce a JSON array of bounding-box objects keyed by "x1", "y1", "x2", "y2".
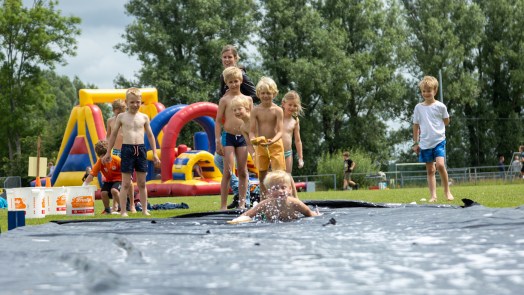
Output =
[{"x1": 1, "y1": 199, "x2": 523, "y2": 295}]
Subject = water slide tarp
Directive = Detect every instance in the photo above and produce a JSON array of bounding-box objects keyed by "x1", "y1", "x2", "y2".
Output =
[{"x1": 1, "y1": 199, "x2": 523, "y2": 295}]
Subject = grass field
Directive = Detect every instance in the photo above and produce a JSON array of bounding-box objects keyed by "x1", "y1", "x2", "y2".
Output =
[{"x1": 1, "y1": 182, "x2": 523, "y2": 233}]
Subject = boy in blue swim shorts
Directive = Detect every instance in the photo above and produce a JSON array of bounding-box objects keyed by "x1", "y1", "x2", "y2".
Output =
[{"x1": 412, "y1": 76, "x2": 454, "y2": 203}]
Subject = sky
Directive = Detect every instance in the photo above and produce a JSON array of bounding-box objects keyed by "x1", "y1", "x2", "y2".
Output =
[{"x1": 45, "y1": 0, "x2": 141, "y2": 88}]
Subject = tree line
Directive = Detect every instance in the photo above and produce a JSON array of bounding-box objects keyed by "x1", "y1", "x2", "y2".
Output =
[{"x1": 1, "y1": 0, "x2": 523, "y2": 182}]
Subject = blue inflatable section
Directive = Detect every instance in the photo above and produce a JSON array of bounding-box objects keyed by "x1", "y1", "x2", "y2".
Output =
[{"x1": 145, "y1": 104, "x2": 216, "y2": 181}]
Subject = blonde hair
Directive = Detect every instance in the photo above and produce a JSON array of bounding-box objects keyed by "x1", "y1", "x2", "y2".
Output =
[
  {"x1": 95, "y1": 140, "x2": 108, "y2": 157},
  {"x1": 256, "y1": 76, "x2": 279, "y2": 97},
  {"x1": 221, "y1": 44, "x2": 240, "y2": 61},
  {"x1": 343, "y1": 151, "x2": 349, "y2": 157},
  {"x1": 418, "y1": 76, "x2": 439, "y2": 92},
  {"x1": 112, "y1": 99, "x2": 126, "y2": 112},
  {"x1": 230, "y1": 96, "x2": 250, "y2": 110},
  {"x1": 126, "y1": 87, "x2": 142, "y2": 100},
  {"x1": 222, "y1": 66, "x2": 243, "y2": 84},
  {"x1": 263, "y1": 170, "x2": 292, "y2": 189},
  {"x1": 282, "y1": 90, "x2": 304, "y2": 116}
]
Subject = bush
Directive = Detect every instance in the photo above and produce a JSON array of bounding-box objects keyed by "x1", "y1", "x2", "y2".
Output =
[{"x1": 317, "y1": 149, "x2": 380, "y2": 189}]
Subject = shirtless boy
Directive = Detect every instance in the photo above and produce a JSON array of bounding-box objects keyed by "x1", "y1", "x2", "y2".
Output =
[
  {"x1": 103, "y1": 87, "x2": 160, "y2": 216},
  {"x1": 249, "y1": 77, "x2": 286, "y2": 200},
  {"x1": 215, "y1": 67, "x2": 253, "y2": 210}
]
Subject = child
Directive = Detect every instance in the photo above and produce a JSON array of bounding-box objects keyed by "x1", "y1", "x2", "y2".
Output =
[
  {"x1": 215, "y1": 45, "x2": 258, "y2": 209},
  {"x1": 215, "y1": 67, "x2": 253, "y2": 210},
  {"x1": 229, "y1": 170, "x2": 319, "y2": 223},
  {"x1": 342, "y1": 151, "x2": 359, "y2": 190},
  {"x1": 281, "y1": 90, "x2": 304, "y2": 173},
  {"x1": 83, "y1": 141, "x2": 121, "y2": 214},
  {"x1": 106, "y1": 99, "x2": 126, "y2": 157},
  {"x1": 231, "y1": 96, "x2": 255, "y2": 160},
  {"x1": 412, "y1": 76, "x2": 454, "y2": 202},
  {"x1": 106, "y1": 99, "x2": 129, "y2": 211},
  {"x1": 249, "y1": 77, "x2": 286, "y2": 200},
  {"x1": 103, "y1": 87, "x2": 160, "y2": 216},
  {"x1": 520, "y1": 145, "x2": 524, "y2": 179}
]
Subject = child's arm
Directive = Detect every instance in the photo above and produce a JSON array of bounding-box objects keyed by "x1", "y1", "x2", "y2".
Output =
[
  {"x1": 144, "y1": 115, "x2": 160, "y2": 165},
  {"x1": 265, "y1": 106, "x2": 283, "y2": 145},
  {"x1": 241, "y1": 128, "x2": 255, "y2": 158},
  {"x1": 248, "y1": 108, "x2": 258, "y2": 142},
  {"x1": 215, "y1": 100, "x2": 226, "y2": 156},
  {"x1": 443, "y1": 117, "x2": 450, "y2": 126},
  {"x1": 412, "y1": 123, "x2": 420, "y2": 155},
  {"x1": 103, "y1": 115, "x2": 122, "y2": 163},
  {"x1": 294, "y1": 119, "x2": 304, "y2": 168},
  {"x1": 292, "y1": 198, "x2": 319, "y2": 217}
]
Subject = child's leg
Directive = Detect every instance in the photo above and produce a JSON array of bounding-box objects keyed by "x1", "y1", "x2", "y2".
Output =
[
  {"x1": 435, "y1": 157, "x2": 454, "y2": 201},
  {"x1": 135, "y1": 172, "x2": 149, "y2": 215},
  {"x1": 290, "y1": 175, "x2": 298, "y2": 198},
  {"x1": 119, "y1": 173, "x2": 132, "y2": 216},
  {"x1": 235, "y1": 146, "x2": 248, "y2": 209},
  {"x1": 110, "y1": 187, "x2": 120, "y2": 211},
  {"x1": 259, "y1": 170, "x2": 268, "y2": 201},
  {"x1": 101, "y1": 191, "x2": 110, "y2": 211},
  {"x1": 112, "y1": 191, "x2": 120, "y2": 211},
  {"x1": 220, "y1": 147, "x2": 235, "y2": 210},
  {"x1": 426, "y1": 162, "x2": 437, "y2": 202},
  {"x1": 285, "y1": 154, "x2": 293, "y2": 173},
  {"x1": 128, "y1": 179, "x2": 136, "y2": 213}
]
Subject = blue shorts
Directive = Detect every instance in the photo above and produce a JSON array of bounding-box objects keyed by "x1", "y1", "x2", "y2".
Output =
[
  {"x1": 222, "y1": 132, "x2": 246, "y2": 148},
  {"x1": 419, "y1": 140, "x2": 446, "y2": 163},
  {"x1": 121, "y1": 144, "x2": 148, "y2": 173}
]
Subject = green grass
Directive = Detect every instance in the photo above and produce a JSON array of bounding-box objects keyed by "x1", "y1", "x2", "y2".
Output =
[{"x1": 2, "y1": 182, "x2": 523, "y2": 233}]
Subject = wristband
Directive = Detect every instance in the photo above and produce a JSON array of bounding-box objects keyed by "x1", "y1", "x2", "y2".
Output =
[{"x1": 412, "y1": 141, "x2": 419, "y2": 147}]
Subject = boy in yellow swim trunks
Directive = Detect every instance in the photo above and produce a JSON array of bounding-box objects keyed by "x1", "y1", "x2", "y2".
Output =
[{"x1": 249, "y1": 77, "x2": 286, "y2": 200}]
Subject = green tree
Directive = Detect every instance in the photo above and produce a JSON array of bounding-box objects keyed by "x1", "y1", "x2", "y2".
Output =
[
  {"x1": 116, "y1": 0, "x2": 259, "y2": 105},
  {"x1": 258, "y1": 0, "x2": 411, "y2": 174},
  {"x1": 0, "y1": 0, "x2": 80, "y2": 174},
  {"x1": 401, "y1": 0, "x2": 485, "y2": 167},
  {"x1": 474, "y1": 0, "x2": 524, "y2": 163}
]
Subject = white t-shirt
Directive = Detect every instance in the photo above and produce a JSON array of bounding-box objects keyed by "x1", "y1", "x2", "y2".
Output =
[{"x1": 413, "y1": 101, "x2": 449, "y2": 149}]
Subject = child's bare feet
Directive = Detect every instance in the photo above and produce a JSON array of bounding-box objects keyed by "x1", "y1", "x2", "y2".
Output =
[
  {"x1": 142, "y1": 210, "x2": 151, "y2": 216},
  {"x1": 130, "y1": 207, "x2": 137, "y2": 214},
  {"x1": 121, "y1": 212, "x2": 129, "y2": 217},
  {"x1": 446, "y1": 194, "x2": 454, "y2": 201},
  {"x1": 428, "y1": 197, "x2": 437, "y2": 203}
]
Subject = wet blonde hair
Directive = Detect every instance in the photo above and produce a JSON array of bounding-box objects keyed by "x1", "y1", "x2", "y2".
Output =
[
  {"x1": 126, "y1": 87, "x2": 142, "y2": 100},
  {"x1": 256, "y1": 76, "x2": 279, "y2": 97},
  {"x1": 221, "y1": 44, "x2": 240, "y2": 61},
  {"x1": 112, "y1": 99, "x2": 126, "y2": 112},
  {"x1": 418, "y1": 76, "x2": 439, "y2": 92},
  {"x1": 230, "y1": 96, "x2": 250, "y2": 110},
  {"x1": 95, "y1": 140, "x2": 108, "y2": 157},
  {"x1": 282, "y1": 90, "x2": 304, "y2": 116},
  {"x1": 222, "y1": 66, "x2": 243, "y2": 84},
  {"x1": 263, "y1": 170, "x2": 292, "y2": 189}
]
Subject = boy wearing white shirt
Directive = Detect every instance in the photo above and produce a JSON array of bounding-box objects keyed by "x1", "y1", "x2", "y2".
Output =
[{"x1": 412, "y1": 76, "x2": 454, "y2": 203}]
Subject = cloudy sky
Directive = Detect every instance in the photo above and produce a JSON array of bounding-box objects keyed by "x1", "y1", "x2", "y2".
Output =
[{"x1": 49, "y1": 0, "x2": 141, "y2": 88}]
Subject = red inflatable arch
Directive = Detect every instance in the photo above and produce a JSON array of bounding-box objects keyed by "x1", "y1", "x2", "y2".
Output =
[{"x1": 161, "y1": 102, "x2": 218, "y2": 182}]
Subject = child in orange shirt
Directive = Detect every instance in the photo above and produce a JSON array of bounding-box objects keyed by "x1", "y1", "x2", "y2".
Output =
[{"x1": 83, "y1": 140, "x2": 122, "y2": 214}]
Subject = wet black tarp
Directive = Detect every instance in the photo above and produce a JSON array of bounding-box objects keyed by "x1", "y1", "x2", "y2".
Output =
[{"x1": 1, "y1": 199, "x2": 523, "y2": 295}]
